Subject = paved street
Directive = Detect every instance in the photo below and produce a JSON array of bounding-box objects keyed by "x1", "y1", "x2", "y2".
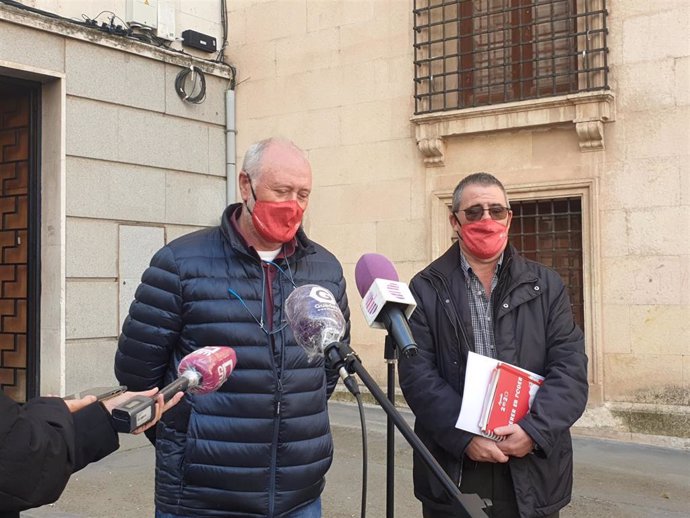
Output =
[{"x1": 26, "y1": 402, "x2": 690, "y2": 518}]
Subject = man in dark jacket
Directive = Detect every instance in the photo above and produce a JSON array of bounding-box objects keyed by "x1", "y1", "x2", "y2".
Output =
[
  {"x1": 0, "y1": 389, "x2": 179, "y2": 518},
  {"x1": 115, "y1": 137, "x2": 350, "y2": 518},
  {"x1": 398, "y1": 173, "x2": 588, "y2": 518}
]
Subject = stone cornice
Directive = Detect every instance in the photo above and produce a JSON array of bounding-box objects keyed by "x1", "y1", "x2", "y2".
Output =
[{"x1": 411, "y1": 90, "x2": 615, "y2": 166}]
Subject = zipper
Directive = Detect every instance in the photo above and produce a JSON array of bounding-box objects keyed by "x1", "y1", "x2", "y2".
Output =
[
  {"x1": 266, "y1": 260, "x2": 283, "y2": 518},
  {"x1": 423, "y1": 269, "x2": 471, "y2": 486},
  {"x1": 275, "y1": 378, "x2": 284, "y2": 416},
  {"x1": 268, "y1": 377, "x2": 284, "y2": 518},
  {"x1": 425, "y1": 269, "x2": 472, "y2": 355}
]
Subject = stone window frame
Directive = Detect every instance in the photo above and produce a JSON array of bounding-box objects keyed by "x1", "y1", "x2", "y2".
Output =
[{"x1": 431, "y1": 178, "x2": 601, "y2": 396}]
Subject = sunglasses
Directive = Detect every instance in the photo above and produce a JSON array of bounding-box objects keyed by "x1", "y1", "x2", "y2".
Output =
[{"x1": 458, "y1": 204, "x2": 511, "y2": 222}]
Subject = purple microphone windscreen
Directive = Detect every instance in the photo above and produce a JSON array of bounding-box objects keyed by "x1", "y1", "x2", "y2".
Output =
[{"x1": 354, "y1": 253, "x2": 399, "y2": 297}]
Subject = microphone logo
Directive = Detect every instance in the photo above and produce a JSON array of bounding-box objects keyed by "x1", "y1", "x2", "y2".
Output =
[
  {"x1": 309, "y1": 285, "x2": 336, "y2": 303},
  {"x1": 364, "y1": 291, "x2": 378, "y2": 316},
  {"x1": 217, "y1": 358, "x2": 235, "y2": 379},
  {"x1": 386, "y1": 282, "x2": 405, "y2": 300}
]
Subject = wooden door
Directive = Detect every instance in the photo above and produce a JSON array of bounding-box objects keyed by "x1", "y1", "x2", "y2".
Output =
[{"x1": 0, "y1": 78, "x2": 40, "y2": 402}]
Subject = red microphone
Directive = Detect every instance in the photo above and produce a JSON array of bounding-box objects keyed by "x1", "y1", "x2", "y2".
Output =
[
  {"x1": 177, "y1": 346, "x2": 237, "y2": 394},
  {"x1": 112, "y1": 346, "x2": 237, "y2": 433}
]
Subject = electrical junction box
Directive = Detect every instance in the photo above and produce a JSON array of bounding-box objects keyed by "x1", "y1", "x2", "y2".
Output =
[
  {"x1": 181, "y1": 30, "x2": 217, "y2": 53},
  {"x1": 126, "y1": 0, "x2": 158, "y2": 29},
  {"x1": 156, "y1": 1, "x2": 176, "y2": 41}
]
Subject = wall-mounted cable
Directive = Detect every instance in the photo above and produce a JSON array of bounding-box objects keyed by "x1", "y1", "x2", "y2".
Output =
[{"x1": 175, "y1": 65, "x2": 206, "y2": 104}]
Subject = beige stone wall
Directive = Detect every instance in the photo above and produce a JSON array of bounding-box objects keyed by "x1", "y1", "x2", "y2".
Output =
[
  {"x1": 599, "y1": 0, "x2": 689, "y2": 410},
  {"x1": 229, "y1": 0, "x2": 422, "y2": 382},
  {"x1": 227, "y1": 0, "x2": 690, "y2": 430},
  {"x1": 0, "y1": 5, "x2": 230, "y2": 394}
]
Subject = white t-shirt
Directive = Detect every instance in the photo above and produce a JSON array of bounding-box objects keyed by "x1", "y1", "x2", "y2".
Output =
[{"x1": 257, "y1": 248, "x2": 281, "y2": 262}]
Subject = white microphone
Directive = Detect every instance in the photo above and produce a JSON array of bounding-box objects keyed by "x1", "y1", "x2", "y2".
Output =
[
  {"x1": 355, "y1": 254, "x2": 418, "y2": 358},
  {"x1": 284, "y1": 284, "x2": 359, "y2": 395},
  {"x1": 284, "y1": 284, "x2": 346, "y2": 361}
]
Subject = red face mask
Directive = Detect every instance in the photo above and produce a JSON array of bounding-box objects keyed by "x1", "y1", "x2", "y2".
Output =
[
  {"x1": 459, "y1": 219, "x2": 509, "y2": 260},
  {"x1": 247, "y1": 179, "x2": 304, "y2": 243},
  {"x1": 251, "y1": 199, "x2": 304, "y2": 243}
]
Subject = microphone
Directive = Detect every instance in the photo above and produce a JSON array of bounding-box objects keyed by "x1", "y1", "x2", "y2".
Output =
[
  {"x1": 285, "y1": 285, "x2": 359, "y2": 395},
  {"x1": 354, "y1": 253, "x2": 418, "y2": 358},
  {"x1": 284, "y1": 284, "x2": 346, "y2": 361},
  {"x1": 111, "y1": 346, "x2": 237, "y2": 433}
]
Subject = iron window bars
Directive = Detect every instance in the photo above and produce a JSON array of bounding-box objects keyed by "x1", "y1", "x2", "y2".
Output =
[{"x1": 413, "y1": 0, "x2": 609, "y2": 114}]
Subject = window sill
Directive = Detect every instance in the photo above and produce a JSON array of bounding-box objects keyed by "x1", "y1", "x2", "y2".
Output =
[{"x1": 410, "y1": 90, "x2": 615, "y2": 166}]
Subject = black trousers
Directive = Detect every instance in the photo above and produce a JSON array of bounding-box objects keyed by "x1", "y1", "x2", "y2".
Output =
[{"x1": 421, "y1": 461, "x2": 560, "y2": 518}]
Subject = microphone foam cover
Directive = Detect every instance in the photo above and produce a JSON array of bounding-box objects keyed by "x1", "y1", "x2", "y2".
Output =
[
  {"x1": 178, "y1": 346, "x2": 237, "y2": 394},
  {"x1": 354, "y1": 253, "x2": 399, "y2": 297},
  {"x1": 285, "y1": 284, "x2": 345, "y2": 361}
]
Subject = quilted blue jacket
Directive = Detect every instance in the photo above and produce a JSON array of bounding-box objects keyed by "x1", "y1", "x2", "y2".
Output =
[{"x1": 115, "y1": 204, "x2": 349, "y2": 517}]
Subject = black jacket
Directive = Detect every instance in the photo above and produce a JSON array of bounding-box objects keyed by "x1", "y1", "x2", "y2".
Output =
[
  {"x1": 0, "y1": 394, "x2": 119, "y2": 518},
  {"x1": 398, "y1": 244, "x2": 588, "y2": 518},
  {"x1": 114, "y1": 203, "x2": 349, "y2": 518}
]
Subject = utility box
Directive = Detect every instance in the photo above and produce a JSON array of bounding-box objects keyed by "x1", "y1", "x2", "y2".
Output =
[
  {"x1": 157, "y1": 1, "x2": 176, "y2": 41},
  {"x1": 126, "y1": 0, "x2": 158, "y2": 29}
]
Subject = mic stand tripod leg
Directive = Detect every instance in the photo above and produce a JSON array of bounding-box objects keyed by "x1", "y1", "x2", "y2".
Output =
[
  {"x1": 384, "y1": 335, "x2": 397, "y2": 518},
  {"x1": 335, "y1": 343, "x2": 489, "y2": 518}
]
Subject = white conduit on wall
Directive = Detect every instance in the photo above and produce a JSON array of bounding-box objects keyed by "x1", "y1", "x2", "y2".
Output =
[{"x1": 225, "y1": 88, "x2": 237, "y2": 205}]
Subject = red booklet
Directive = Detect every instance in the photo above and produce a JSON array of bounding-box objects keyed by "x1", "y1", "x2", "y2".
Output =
[{"x1": 478, "y1": 362, "x2": 543, "y2": 441}]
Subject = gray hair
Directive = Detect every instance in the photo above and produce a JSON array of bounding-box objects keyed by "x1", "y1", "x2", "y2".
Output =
[
  {"x1": 241, "y1": 137, "x2": 306, "y2": 181},
  {"x1": 451, "y1": 172, "x2": 509, "y2": 213}
]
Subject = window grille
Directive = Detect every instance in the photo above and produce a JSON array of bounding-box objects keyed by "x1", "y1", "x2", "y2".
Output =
[
  {"x1": 413, "y1": 0, "x2": 609, "y2": 114},
  {"x1": 510, "y1": 197, "x2": 584, "y2": 331}
]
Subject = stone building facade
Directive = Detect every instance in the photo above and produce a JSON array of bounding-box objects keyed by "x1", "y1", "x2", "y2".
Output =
[
  {"x1": 228, "y1": 0, "x2": 689, "y2": 443},
  {"x1": 0, "y1": 0, "x2": 687, "y2": 443}
]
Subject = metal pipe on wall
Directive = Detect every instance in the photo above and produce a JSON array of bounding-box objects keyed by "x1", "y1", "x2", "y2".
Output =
[{"x1": 225, "y1": 87, "x2": 236, "y2": 205}]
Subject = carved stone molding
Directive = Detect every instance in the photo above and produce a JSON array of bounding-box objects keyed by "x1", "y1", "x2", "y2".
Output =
[
  {"x1": 411, "y1": 91, "x2": 615, "y2": 166},
  {"x1": 575, "y1": 120, "x2": 605, "y2": 151},
  {"x1": 417, "y1": 137, "x2": 445, "y2": 167}
]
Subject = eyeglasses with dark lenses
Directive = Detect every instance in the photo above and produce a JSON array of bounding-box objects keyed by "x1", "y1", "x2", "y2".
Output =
[{"x1": 459, "y1": 204, "x2": 510, "y2": 222}]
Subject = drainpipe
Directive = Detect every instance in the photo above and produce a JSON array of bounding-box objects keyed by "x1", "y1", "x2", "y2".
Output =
[{"x1": 225, "y1": 87, "x2": 237, "y2": 205}]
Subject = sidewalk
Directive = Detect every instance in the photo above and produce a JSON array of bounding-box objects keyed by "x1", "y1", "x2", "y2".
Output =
[{"x1": 25, "y1": 402, "x2": 690, "y2": 518}]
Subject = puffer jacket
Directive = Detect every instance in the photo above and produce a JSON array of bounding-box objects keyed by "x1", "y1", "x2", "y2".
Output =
[
  {"x1": 114, "y1": 203, "x2": 349, "y2": 518},
  {"x1": 398, "y1": 243, "x2": 588, "y2": 518}
]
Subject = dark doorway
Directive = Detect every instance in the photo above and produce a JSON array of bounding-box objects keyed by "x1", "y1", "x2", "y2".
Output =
[{"x1": 0, "y1": 77, "x2": 41, "y2": 402}]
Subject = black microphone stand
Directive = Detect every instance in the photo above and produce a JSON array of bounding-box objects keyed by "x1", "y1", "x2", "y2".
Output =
[
  {"x1": 384, "y1": 335, "x2": 396, "y2": 518},
  {"x1": 325, "y1": 342, "x2": 490, "y2": 518}
]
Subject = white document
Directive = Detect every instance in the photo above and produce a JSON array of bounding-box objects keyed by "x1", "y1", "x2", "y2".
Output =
[
  {"x1": 455, "y1": 351, "x2": 499, "y2": 434},
  {"x1": 455, "y1": 351, "x2": 544, "y2": 434}
]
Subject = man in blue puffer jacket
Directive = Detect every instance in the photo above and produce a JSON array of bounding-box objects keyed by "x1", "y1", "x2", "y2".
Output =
[{"x1": 115, "y1": 137, "x2": 350, "y2": 518}]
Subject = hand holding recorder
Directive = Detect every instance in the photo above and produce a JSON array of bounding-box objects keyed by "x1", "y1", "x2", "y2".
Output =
[{"x1": 111, "y1": 346, "x2": 237, "y2": 433}]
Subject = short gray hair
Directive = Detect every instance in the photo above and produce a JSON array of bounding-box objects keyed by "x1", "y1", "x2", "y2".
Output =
[
  {"x1": 241, "y1": 138, "x2": 306, "y2": 181},
  {"x1": 451, "y1": 172, "x2": 509, "y2": 213}
]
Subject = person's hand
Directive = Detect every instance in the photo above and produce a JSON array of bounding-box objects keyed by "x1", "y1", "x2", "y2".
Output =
[
  {"x1": 465, "y1": 435, "x2": 509, "y2": 463},
  {"x1": 63, "y1": 395, "x2": 97, "y2": 413},
  {"x1": 131, "y1": 391, "x2": 184, "y2": 434},
  {"x1": 101, "y1": 388, "x2": 185, "y2": 435},
  {"x1": 493, "y1": 424, "x2": 534, "y2": 458}
]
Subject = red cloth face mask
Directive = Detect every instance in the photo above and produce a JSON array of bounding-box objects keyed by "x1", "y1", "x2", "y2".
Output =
[
  {"x1": 459, "y1": 219, "x2": 509, "y2": 260},
  {"x1": 246, "y1": 179, "x2": 304, "y2": 243},
  {"x1": 251, "y1": 199, "x2": 304, "y2": 243}
]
